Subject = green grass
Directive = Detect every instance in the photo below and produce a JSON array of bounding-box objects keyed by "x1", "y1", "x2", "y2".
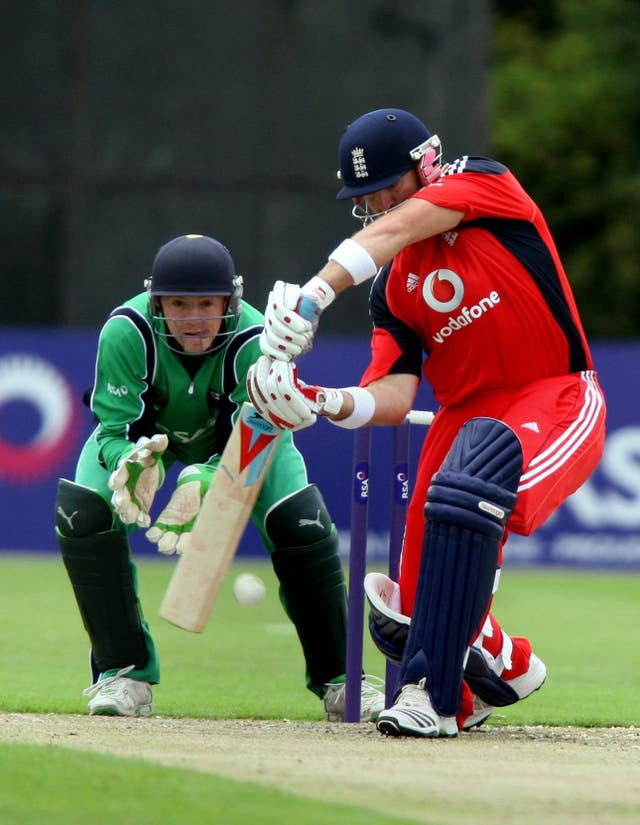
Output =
[
  {"x1": 0, "y1": 744, "x2": 421, "y2": 825},
  {"x1": 0, "y1": 554, "x2": 637, "y2": 824},
  {"x1": 0, "y1": 553, "x2": 638, "y2": 726}
]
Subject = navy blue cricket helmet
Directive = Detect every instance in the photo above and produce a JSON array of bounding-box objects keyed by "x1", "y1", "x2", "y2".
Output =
[
  {"x1": 336, "y1": 108, "x2": 442, "y2": 200},
  {"x1": 146, "y1": 234, "x2": 243, "y2": 355},
  {"x1": 148, "y1": 234, "x2": 242, "y2": 309}
]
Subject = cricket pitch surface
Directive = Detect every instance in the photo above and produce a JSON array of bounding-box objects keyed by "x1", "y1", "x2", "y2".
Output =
[{"x1": 1, "y1": 713, "x2": 638, "y2": 824}]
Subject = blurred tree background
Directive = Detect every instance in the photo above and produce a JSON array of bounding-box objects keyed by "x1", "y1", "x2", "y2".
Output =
[
  {"x1": 490, "y1": 0, "x2": 640, "y2": 336},
  {"x1": 1, "y1": 1, "x2": 637, "y2": 337}
]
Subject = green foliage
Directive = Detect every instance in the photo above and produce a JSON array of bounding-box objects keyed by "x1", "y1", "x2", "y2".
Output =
[{"x1": 491, "y1": 0, "x2": 640, "y2": 337}]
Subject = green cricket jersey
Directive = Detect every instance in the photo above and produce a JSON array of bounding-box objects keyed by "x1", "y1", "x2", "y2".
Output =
[{"x1": 76, "y1": 292, "x2": 307, "y2": 529}]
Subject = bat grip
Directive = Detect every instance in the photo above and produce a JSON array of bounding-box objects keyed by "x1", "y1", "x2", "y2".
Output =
[{"x1": 296, "y1": 295, "x2": 320, "y2": 323}]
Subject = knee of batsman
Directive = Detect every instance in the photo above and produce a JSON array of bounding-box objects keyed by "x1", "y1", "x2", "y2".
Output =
[
  {"x1": 264, "y1": 484, "x2": 333, "y2": 549},
  {"x1": 55, "y1": 478, "x2": 115, "y2": 538},
  {"x1": 425, "y1": 418, "x2": 523, "y2": 536}
]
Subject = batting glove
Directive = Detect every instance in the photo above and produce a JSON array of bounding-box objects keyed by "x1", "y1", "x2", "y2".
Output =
[
  {"x1": 260, "y1": 277, "x2": 335, "y2": 361},
  {"x1": 108, "y1": 433, "x2": 169, "y2": 528},
  {"x1": 247, "y1": 355, "x2": 343, "y2": 431},
  {"x1": 145, "y1": 464, "x2": 214, "y2": 555}
]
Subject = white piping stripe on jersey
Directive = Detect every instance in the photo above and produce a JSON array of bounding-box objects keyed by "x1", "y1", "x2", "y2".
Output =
[{"x1": 517, "y1": 371, "x2": 604, "y2": 492}]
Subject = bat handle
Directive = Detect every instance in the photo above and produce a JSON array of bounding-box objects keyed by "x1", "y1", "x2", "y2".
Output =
[{"x1": 296, "y1": 295, "x2": 320, "y2": 323}]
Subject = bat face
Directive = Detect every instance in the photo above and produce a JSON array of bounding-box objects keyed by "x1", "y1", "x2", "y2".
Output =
[{"x1": 159, "y1": 403, "x2": 282, "y2": 632}]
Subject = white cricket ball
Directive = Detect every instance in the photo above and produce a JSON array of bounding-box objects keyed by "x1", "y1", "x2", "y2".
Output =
[{"x1": 233, "y1": 573, "x2": 266, "y2": 607}]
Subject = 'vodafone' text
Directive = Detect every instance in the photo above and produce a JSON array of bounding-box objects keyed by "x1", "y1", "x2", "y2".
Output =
[{"x1": 432, "y1": 291, "x2": 500, "y2": 344}]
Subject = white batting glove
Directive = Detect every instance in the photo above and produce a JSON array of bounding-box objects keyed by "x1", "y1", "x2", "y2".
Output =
[
  {"x1": 108, "y1": 434, "x2": 169, "y2": 528},
  {"x1": 145, "y1": 464, "x2": 213, "y2": 555},
  {"x1": 260, "y1": 277, "x2": 335, "y2": 361},
  {"x1": 247, "y1": 355, "x2": 343, "y2": 431}
]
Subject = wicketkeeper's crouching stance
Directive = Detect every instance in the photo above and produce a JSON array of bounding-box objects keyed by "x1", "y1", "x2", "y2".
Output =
[{"x1": 54, "y1": 233, "x2": 384, "y2": 720}]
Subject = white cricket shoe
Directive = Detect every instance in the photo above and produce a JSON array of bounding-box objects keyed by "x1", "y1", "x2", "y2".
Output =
[
  {"x1": 463, "y1": 652, "x2": 547, "y2": 731},
  {"x1": 323, "y1": 675, "x2": 385, "y2": 722},
  {"x1": 83, "y1": 665, "x2": 153, "y2": 717},
  {"x1": 462, "y1": 696, "x2": 494, "y2": 731},
  {"x1": 376, "y1": 678, "x2": 457, "y2": 738}
]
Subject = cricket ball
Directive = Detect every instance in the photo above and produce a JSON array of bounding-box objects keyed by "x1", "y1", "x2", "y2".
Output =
[{"x1": 233, "y1": 573, "x2": 266, "y2": 607}]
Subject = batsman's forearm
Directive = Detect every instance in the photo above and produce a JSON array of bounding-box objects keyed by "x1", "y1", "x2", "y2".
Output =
[{"x1": 307, "y1": 261, "x2": 356, "y2": 296}]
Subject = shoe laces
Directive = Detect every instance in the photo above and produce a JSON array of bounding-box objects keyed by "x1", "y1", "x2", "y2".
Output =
[
  {"x1": 396, "y1": 677, "x2": 431, "y2": 707},
  {"x1": 360, "y1": 674, "x2": 385, "y2": 697},
  {"x1": 325, "y1": 674, "x2": 384, "y2": 699},
  {"x1": 83, "y1": 664, "x2": 135, "y2": 697}
]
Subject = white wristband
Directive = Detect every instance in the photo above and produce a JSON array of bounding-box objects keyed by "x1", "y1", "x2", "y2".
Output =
[
  {"x1": 328, "y1": 386, "x2": 375, "y2": 429},
  {"x1": 328, "y1": 239, "x2": 378, "y2": 286}
]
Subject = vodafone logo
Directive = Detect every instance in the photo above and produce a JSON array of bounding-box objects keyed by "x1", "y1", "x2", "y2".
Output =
[
  {"x1": 421, "y1": 268, "x2": 501, "y2": 344},
  {"x1": 422, "y1": 269, "x2": 465, "y2": 313},
  {"x1": 0, "y1": 354, "x2": 80, "y2": 482}
]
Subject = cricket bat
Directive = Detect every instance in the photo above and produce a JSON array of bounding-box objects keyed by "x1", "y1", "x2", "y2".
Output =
[{"x1": 159, "y1": 402, "x2": 282, "y2": 632}]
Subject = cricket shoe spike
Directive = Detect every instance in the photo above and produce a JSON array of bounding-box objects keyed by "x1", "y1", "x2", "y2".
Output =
[
  {"x1": 377, "y1": 678, "x2": 457, "y2": 738},
  {"x1": 83, "y1": 664, "x2": 153, "y2": 717},
  {"x1": 323, "y1": 675, "x2": 385, "y2": 722}
]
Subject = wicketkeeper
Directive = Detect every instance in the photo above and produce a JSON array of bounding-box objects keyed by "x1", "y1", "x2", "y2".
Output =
[
  {"x1": 248, "y1": 108, "x2": 607, "y2": 737},
  {"x1": 54, "y1": 233, "x2": 384, "y2": 720}
]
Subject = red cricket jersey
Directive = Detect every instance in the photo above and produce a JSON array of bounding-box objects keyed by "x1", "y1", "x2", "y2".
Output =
[{"x1": 361, "y1": 157, "x2": 593, "y2": 406}]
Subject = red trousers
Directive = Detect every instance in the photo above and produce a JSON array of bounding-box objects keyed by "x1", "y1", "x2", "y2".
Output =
[{"x1": 399, "y1": 370, "x2": 606, "y2": 615}]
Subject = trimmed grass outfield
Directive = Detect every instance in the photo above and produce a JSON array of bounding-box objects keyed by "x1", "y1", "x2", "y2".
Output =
[
  {"x1": 0, "y1": 554, "x2": 637, "y2": 725},
  {"x1": 0, "y1": 553, "x2": 638, "y2": 823},
  {"x1": 0, "y1": 743, "x2": 418, "y2": 825}
]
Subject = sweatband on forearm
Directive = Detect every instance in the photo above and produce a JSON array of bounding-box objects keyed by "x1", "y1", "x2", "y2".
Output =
[
  {"x1": 328, "y1": 386, "x2": 375, "y2": 429},
  {"x1": 328, "y1": 239, "x2": 378, "y2": 285}
]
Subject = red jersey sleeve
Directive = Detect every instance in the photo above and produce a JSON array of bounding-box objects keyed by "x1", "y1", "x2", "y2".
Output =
[{"x1": 414, "y1": 157, "x2": 536, "y2": 223}]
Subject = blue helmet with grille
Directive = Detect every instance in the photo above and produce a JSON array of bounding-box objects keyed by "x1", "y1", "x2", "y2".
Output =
[
  {"x1": 336, "y1": 108, "x2": 442, "y2": 201},
  {"x1": 148, "y1": 234, "x2": 242, "y2": 310},
  {"x1": 146, "y1": 234, "x2": 243, "y2": 355}
]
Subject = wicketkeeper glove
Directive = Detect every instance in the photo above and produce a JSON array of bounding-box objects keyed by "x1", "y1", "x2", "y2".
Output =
[
  {"x1": 108, "y1": 433, "x2": 169, "y2": 528},
  {"x1": 247, "y1": 354, "x2": 343, "y2": 431},
  {"x1": 259, "y1": 277, "x2": 335, "y2": 361},
  {"x1": 145, "y1": 463, "x2": 214, "y2": 555}
]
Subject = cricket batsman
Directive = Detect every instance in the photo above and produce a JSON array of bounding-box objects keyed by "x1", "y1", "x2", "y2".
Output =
[{"x1": 248, "y1": 108, "x2": 607, "y2": 737}]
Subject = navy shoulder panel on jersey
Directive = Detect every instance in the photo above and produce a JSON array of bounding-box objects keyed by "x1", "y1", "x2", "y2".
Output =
[
  {"x1": 443, "y1": 156, "x2": 508, "y2": 177},
  {"x1": 463, "y1": 217, "x2": 588, "y2": 372},
  {"x1": 107, "y1": 306, "x2": 159, "y2": 442},
  {"x1": 108, "y1": 305, "x2": 156, "y2": 383},
  {"x1": 369, "y1": 264, "x2": 424, "y2": 376},
  {"x1": 221, "y1": 324, "x2": 262, "y2": 395}
]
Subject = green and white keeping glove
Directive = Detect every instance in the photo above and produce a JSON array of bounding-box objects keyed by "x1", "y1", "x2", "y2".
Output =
[
  {"x1": 145, "y1": 463, "x2": 214, "y2": 555},
  {"x1": 108, "y1": 434, "x2": 169, "y2": 528}
]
